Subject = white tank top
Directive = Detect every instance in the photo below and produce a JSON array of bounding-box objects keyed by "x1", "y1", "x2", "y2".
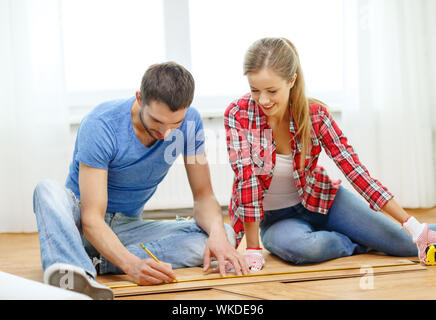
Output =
[{"x1": 262, "y1": 153, "x2": 301, "y2": 211}]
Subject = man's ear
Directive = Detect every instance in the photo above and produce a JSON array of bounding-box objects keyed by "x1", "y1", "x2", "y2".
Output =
[{"x1": 136, "y1": 91, "x2": 143, "y2": 105}]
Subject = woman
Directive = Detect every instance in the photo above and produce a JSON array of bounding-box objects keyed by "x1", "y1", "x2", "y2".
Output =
[{"x1": 224, "y1": 37, "x2": 436, "y2": 271}]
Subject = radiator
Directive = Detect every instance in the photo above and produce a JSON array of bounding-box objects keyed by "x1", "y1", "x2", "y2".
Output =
[
  {"x1": 69, "y1": 114, "x2": 352, "y2": 211},
  {"x1": 143, "y1": 116, "x2": 235, "y2": 210},
  {"x1": 133, "y1": 115, "x2": 352, "y2": 210}
]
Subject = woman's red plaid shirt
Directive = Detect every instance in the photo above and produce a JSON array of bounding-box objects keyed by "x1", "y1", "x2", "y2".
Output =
[{"x1": 224, "y1": 94, "x2": 393, "y2": 247}]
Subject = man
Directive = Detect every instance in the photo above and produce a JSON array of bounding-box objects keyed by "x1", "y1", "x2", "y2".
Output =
[{"x1": 33, "y1": 62, "x2": 248, "y2": 300}]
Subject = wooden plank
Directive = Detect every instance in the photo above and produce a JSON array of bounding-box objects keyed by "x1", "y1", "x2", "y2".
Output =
[
  {"x1": 215, "y1": 268, "x2": 428, "y2": 300},
  {"x1": 215, "y1": 282, "x2": 334, "y2": 300},
  {"x1": 97, "y1": 254, "x2": 425, "y2": 297},
  {"x1": 303, "y1": 268, "x2": 436, "y2": 300},
  {"x1": 107, "y1": 260, "x2": 421, "y2": 288},
  {"x1": 116, "y1": 288, "x2": 260, "y2": 300},
  {"x1": 114, "y1": 265, "x2": 426, "y2": 299},
  {"x1": 216, "y1": 269, "x2": 436, "y2": 300},
  {"x1": 106, "y1": 264, "x2": 425, "y2": 297}
]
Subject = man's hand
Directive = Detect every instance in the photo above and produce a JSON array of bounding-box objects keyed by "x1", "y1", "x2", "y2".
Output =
[
  {"x1": 203, "y1": 233, "x2": 249, "y2": 277},
  {"x1": 184, "y1": 154, "x2": 249, "y2": 277},
  {"x1": 126, "y1": 257, "x2": 177, "y2": 285}
]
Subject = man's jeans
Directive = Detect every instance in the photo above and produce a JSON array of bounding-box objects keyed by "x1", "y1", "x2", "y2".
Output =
[
  {"x1": 32, "y1": 179, "x2": 236, "y2": 278},
  {"x1": 260, "y1": 185, "x2": 435, "y2": 265}
]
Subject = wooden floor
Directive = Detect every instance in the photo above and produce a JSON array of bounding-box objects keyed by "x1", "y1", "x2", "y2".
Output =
[{"x1": 1, "y1": 207, "x2": 436, "y2": 300}]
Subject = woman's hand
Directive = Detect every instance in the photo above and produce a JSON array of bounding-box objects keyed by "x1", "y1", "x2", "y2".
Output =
[
  {"x1": 243, "y1": 248, "x2": 265, "y2": 271},
  {"x1": 219, "y1": 248, "x2": 266, "y2": 273},
  {"x1": 403, "y1": 216, "x2": 436, "y2": 265}
]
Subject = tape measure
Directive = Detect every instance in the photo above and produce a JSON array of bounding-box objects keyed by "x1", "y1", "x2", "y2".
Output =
[{"x1": 425, "y1": 245, "x2": 436, "y2": 265}]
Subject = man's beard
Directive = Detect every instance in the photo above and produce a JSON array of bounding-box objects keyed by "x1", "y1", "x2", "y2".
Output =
[{"x1": 139, "y1": 107, "x2": 160, "y2": 141}]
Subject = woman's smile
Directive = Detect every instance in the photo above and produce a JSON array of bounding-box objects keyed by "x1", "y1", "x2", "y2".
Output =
[{"x1": 261, "y1": 103, "x2": 275, "y2": 110}]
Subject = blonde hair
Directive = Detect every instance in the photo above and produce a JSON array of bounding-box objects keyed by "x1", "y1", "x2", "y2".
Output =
[{"x1": 244, "y1": 37, "x2": 320, "y2": 169}]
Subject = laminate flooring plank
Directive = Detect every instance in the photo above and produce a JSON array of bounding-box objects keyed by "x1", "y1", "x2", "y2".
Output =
[
  {"x1": 215, "y1": 268, "x2": 427, "y2": 300},
  {"x1": 215, "y1": 282, "x2": 333, "y2": 300},
  {"x1": 116, "y1": 288, "x2": 260, "y2": 300},
  {"x1": 244, "y1": 270, "x2": 436, "y2": 300},
  {"x1": 99, "y1": 255, "x2": 424, "y2": 297},
  {"x1": 99, "y1": 253, "x2": 417, "y2": 286}
]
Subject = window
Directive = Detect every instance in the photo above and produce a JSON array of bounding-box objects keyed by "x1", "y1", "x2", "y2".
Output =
[
  {"x1": 61, "y1": 0, "x2": 345, "y2": 122},
  {"x1": 189, "y1": 0, "x2": 344, "y2": 110},
  {"x1": 61, "y1": 0, "x2": 165, "y2": 118}
]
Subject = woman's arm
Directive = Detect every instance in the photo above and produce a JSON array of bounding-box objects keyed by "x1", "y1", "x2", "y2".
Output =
[
  {"x1": 317, "y1": 105, "x2": 393, "y2": 212},
  {"x1": 244, "y1": 221, "x2": 261, "y2": 248},
  {"x1": 243, "y1": 221, "x2": 265, "y2": 271},
  {"x1": 316, "y1": 106, "x2": 436, "y2": 264},
  {"x1": 224, "y1": 103, "x2": 265, "y2": 240},
  {"x1": 224, "y1": 101, "x2": 266, "y2": 270},
  {"x1": 381, "y1": 198, "x2": 410, "y2": 224}
]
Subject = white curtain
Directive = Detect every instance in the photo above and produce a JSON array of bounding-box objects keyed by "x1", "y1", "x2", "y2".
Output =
[
  {"x1": 341, "y1": 0, "x2": 436, "y2": 208},
  {"x1": 0, "y1": 0, "x2": 71, "y2": 232}
]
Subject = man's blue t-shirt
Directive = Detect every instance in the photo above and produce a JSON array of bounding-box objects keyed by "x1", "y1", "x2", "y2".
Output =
[{"x1": 65, "y1": 96, "x2": 205, "y2": 216}]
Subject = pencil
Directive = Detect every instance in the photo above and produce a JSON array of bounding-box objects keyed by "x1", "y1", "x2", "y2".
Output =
[
  {"x1": 140, "y1": 243, "x2": 178, "y2": 282},
  {"x1": 140, "y1": 243, "x2": 160, "y2": 263}
]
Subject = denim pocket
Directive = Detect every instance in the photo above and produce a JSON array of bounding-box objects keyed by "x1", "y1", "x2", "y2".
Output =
[
  {"x1": 111, "y1": 212, "x2": 139, "y2": 228},
  {"x1": 67, "y1": 189, "x2": 81, "y2": 207}
]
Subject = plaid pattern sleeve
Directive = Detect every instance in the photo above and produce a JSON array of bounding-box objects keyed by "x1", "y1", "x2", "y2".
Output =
[
  {"x1": 316, "y1": 106, "x2": 393, "y2": 211},
  {"x1": 224, "y1": 102, "x2": 264, "y2": 223}
]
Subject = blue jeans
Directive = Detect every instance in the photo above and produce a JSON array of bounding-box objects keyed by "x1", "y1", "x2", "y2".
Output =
[
  {"x1": 32, "y1": 179, "x2": 236, "y2": 277},
  {"x1": 260, "y1": 185, "x2": 434, "y2": 265}
]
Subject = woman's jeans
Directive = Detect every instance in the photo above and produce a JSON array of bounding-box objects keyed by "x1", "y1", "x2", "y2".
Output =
[
  {"x1": 260, "y1": 185, "x2": 435, "y2": 265},
  {"x1": 32, "y1": 179, "x2": 236, "y2": 278}
]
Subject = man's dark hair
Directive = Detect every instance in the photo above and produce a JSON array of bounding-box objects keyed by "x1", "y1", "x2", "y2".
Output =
[{"x1": 139, "y1": 62, "x2": 195, "y2": 111}]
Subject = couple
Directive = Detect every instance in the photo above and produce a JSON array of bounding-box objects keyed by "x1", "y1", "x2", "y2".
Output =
[{"x1": 34, "y1": 37, "x2": 436, "y2": 299}]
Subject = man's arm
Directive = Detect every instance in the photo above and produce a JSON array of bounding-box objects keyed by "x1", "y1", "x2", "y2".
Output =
[
  {"x1": 79, "y1": 162, "x2": 176, "y2": 284},
  {"x1": 184, "y1": 153, "x2": 249, "y2": 276}
]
